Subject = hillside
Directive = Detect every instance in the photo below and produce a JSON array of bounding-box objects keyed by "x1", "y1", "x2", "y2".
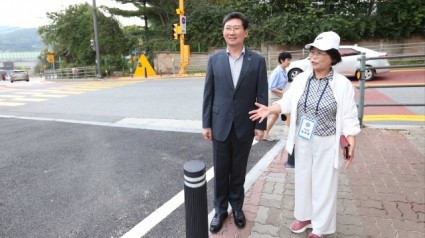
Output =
[{"x1": 0, "y1": 26, "x2": 44, "y2": 52}]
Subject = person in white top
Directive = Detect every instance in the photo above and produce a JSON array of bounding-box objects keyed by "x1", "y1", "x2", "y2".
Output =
[{"x1": 249, "y1": 31, "x2": 361, "y2": 238}]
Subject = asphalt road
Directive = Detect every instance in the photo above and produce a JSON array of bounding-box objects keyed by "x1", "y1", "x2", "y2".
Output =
[{"x1": 0, "y1": 77, "x2": 279, "y2": 238}]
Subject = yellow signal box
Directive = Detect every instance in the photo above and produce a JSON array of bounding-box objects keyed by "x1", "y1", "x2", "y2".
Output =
[{"x1": 172, "y1": 24, "x2": 182, "y2": 40}]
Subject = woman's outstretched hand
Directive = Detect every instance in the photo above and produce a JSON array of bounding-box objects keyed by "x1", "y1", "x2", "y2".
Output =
[{"x1": 249, "y1": 102, "x2": 269, "y2": 123}]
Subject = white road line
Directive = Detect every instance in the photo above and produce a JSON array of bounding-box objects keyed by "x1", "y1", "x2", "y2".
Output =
[{"x1": 0, "y1": 115, "x2": 205, "y2": 134}]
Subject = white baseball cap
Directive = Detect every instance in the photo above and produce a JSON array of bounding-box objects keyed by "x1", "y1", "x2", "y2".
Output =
[{"x1": 305, "y1": 31, "x2": 340, "y2": 51}]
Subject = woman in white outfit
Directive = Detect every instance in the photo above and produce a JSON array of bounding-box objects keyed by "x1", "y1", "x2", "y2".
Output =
[{"x1": 249, "y1": 31, "x2": 361, "y2": 238}]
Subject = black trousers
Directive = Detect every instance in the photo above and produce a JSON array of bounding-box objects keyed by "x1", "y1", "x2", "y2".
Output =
[{"x1": 212, "y1": 126, "x2": 253, "y2": 216}]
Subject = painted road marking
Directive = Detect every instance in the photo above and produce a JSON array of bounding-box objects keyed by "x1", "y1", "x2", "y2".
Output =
[
  {"x1": 0, "y1": 102, "x2": 25, "y2": 106},
  {"x1": 363, "y1": 114, "x2": 425, "y2": 121},
  {"x1": 14, "y1": 91, "x2": 47, "y2": 95},
  {"x1": 30, "y1": 94, "x2": 68, "y2": 98},
  {"x1": 0, "y1": 81, "x2": 141, "y2": 107},
  {"x1": 12, "y1": 98, "x2": 49, "y2": 102},
  {"x1": 0, "y1": 95, "x2": 25, "y2": 98},
  {"x1": 31, "y1": 90, "x2": 83, "y2": 94},
  {"x1": 0, "y1": 81, "x2": 142, "y2": 108}
]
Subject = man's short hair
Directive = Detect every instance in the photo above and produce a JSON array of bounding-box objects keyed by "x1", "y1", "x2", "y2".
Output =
[
  {"x1": 222, "y1": 12, "x2": 249, "y2": 29},
  {"x1": 278, "y1": 52, "x2": 292, "y2": 64}
]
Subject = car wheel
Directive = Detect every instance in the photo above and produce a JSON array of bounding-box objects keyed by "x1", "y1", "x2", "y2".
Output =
[
  {"x1": 356, "y1": 67, "x2": 375, "y2": 81},
  {"x1": 10, "y1": 79, "x2": 13, "y2": 83},
  {"x1": 288, "y1": 68, "x2": 303, "y2": 82}
]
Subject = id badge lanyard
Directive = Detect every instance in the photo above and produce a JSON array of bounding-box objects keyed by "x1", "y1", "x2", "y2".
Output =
[{"x1": 298, "y1": 77, "x2": 329, "y2": 141}]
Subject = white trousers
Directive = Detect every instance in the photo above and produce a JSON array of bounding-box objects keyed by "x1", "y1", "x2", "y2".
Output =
[{"x1": 294, "y1": 134, "x2": 339, "y2": 235}]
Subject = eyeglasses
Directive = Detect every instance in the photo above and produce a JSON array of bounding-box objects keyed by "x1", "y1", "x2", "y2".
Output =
[
  {"x1": 309, "y1": 51, "x2": 328, "y2": 58},
  {"x1": 224, "y1": 25, "x2": 244, "y2": 32}
]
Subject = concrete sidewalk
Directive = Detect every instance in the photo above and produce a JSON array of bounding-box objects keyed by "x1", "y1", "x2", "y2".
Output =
[{"x1": 210, "y1": 126, "x2": 425, "y2": 238}]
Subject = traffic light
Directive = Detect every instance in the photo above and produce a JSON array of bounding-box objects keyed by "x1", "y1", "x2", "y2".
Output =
[{"x1": 171, "y1": 23, "x2": 181, "y2": 40}]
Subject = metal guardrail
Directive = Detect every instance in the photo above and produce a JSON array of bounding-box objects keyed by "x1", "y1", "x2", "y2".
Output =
[
  {"x1": 356, "y1": 53, "x2": 425, "y2": 125},
  {"x1": 45, "y1": 66, "x2": 97, "y2": 80}
]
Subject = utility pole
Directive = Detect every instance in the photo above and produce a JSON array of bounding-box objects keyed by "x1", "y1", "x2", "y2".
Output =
[
  {"x1": 92, "y1": 0, "x2": 102, "y2": 79},
  {"x1": 172, "y1": 0, "x2": 190, "y2": 74}
]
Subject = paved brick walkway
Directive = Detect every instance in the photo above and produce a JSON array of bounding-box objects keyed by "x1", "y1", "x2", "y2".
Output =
[{"x1": 210, "y1": 127, "x2": 425, "y2": 238}]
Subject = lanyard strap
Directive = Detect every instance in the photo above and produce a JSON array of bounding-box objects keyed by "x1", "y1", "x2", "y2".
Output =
[{"x1": 304, "y1": 77, "x2": 329, "y2": 115}]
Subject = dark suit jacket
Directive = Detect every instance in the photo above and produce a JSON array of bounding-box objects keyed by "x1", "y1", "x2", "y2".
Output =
[{"x1": 202, "y1": 48, "x2": 268, "y2": 142}]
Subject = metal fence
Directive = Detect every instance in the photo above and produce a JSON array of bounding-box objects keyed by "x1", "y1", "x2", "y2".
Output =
[
  {"x1": 356, "y1": 53, "x2": 425, "y2": 125},
  {"x1": 45, "y1": 66, "x2": 97, "y2": 80}
]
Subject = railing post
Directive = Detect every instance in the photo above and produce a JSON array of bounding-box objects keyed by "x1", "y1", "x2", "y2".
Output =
[
  {"x1": 183, "y1": 160, "x2": 208, "y2": 238},
  {"x1": 358, "y1": 52, "x2": 366, "y2": 126}
]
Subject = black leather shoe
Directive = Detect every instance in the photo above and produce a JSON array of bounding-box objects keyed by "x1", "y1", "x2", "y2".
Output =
[
  {"x1": 233, "y1": 210, "x2": 246, "y2": 228},
  {"x1": 210, "y1": 213, "x2": 228, "y2": 233}
]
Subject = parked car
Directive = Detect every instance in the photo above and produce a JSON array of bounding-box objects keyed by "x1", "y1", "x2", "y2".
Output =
[
  {"x1": 0, "y1": 70, "x2": 6, "y2": 81},
  {"x1": 9, "y1": 70, "x2": 29, "y2": 83},
  {"x1": 287, "y1": 45, "x2": 390, "y2": 81}
]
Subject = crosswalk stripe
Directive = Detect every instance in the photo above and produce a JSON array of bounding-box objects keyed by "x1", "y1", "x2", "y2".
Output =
[
  {"x1": 31, "y1": 90, "x2": 83, "y2": 94},
  {"x1": 12, "y1": 98, "x2": 49, "y2": 102},
  {"x1": 30, "y1": 94, "x2": 68, "y2": 98},
  {"x1": 0, "y1": 102, "x2": 26, "y2": 106},
  {"x1": 0, "y1": 80, "x2": 141, "y2": 107},
  {"x1": 0, "y1": 95, "x2": 25, "y2": 98}
]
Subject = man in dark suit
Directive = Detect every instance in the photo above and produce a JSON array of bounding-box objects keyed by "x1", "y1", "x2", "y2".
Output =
[{"x1": 202, "y1": 12, "x2": 268, "y2": 233}]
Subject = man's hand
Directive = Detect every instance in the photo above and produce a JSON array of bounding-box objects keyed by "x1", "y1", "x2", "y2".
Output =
[{"x1": 202, "y1": 128, "x2": 212, "y2": 141}]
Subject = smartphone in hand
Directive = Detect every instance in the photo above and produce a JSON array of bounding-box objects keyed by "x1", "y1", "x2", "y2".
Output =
[{"x1": 340, "y1": 135, "x2": 350, "y2": 160}]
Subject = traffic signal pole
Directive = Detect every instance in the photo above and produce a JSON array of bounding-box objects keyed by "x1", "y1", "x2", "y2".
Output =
[{"x1": 176, "y1": 0, "x2": 189, "y2": 74}]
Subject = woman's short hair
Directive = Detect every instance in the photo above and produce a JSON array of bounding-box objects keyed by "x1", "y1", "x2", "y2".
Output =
[{"x1": 326, "y1": 49, "x2": 342, "y2": 66}]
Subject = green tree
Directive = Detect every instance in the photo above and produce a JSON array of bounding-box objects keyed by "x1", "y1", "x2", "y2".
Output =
[
  {"x1": 38, "y1": 3, "x2": 128, "y2": 74},
  {"x1": 371, "y1": 0, "x2": 425, "y2": 39},
  {"x1": 66, "y1": 0, "x2": 425, "y2": 59}
]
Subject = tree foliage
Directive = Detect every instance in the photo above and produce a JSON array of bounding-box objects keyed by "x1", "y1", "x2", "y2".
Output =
[
  {"x1": 37, "y1": 0, "x2": 424, "y2": 70},
  {"x1": 38, "y1": 3, "x2": 128, "y2": 73},
  {"x1": 106, "y1": 0, "x2": 423, "y2": 52}
]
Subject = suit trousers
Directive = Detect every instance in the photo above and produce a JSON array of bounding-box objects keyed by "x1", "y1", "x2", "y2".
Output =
[
  {"x1": 212, "y1": 125, "x2": 253, "y2": 216},
  {"x1": 294, "y1": 133, "x2": 339, "y2": 235}
]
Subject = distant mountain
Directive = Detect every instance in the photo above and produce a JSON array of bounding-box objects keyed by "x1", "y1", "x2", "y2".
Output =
[{"x1": 0, "y1": 26, "x2": 44, "y2": 52}]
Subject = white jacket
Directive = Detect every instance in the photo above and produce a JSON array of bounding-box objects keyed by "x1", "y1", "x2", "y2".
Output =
[{"x1": 275, "y1": 69, "x2": 361, "y2": 168}]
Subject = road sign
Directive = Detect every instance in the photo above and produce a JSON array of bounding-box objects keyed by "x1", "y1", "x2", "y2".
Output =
[
  {"x1": 181, "y1": 16, "x2": 186, "y2": 34},
  {"x1": 134, "y1": 54, "x2": 156, "y2": 77},
  {"x1": 46, "y1": 53, "x2": 55, "y2": 63}
]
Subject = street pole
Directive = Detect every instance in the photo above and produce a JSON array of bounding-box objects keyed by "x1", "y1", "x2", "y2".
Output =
[{"x1": 92, "y1": 0, "x2": 102, "y2": 79}]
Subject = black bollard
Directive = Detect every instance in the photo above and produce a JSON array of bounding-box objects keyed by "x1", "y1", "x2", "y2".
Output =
[
  {"x1": 284, "y1": 147, "x2": 295, "y2": 168},
  {"x1": 184, "y1": 160, "x2": 208, "y2": 238}
]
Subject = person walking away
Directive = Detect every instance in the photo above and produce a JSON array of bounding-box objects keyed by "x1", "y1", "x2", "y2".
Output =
[
  {"x1": 72, "y1": 67, "x2": 78, "y2": 79},
  {"x1": 249, "y1": 31, "x2": 360, "y2": 238},
  {"x1": 202, "y1": 12, "x2": 268, "y2": 234},
  {"x1": 264, "y1": 51, "x2": 292, "y2": 141}
]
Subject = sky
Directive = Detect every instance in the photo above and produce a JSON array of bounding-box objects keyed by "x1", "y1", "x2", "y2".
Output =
[{"x1": 0, "y1": 0, "x2": 143, "y2": 29}]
